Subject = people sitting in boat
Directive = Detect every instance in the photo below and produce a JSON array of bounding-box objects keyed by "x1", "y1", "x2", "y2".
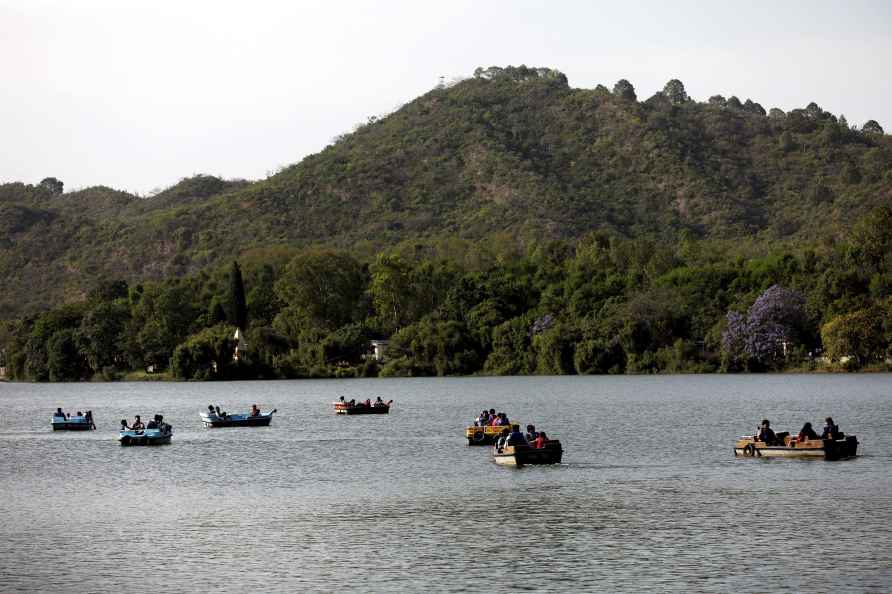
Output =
[
  {"x1": 797, "y1": 422, "x2": 818, "y2": 441},
  {"x1": 54, "y1": 407, "x2": 65, "y2": 418},
  {"x1": 374, "y1": 397, "x2": 386, "y2": 407},
  {"x1": 85, "y1": 410, "x2": 95, "y2": 429},
  {"x1": 364, "y1": 398, "x2": 372, "y2": 407},
  {"x1": 131, "y1": 415, "x2": 145, "y2": 431},
  {"x1": 756, "y1": 419, "x2": 777, "y2": 445},
  {"x1": 475, "y1": 410, "x2": 490, "y2": 426},
  {"x1": 526, "y1": 424, "x2": 539, "y2": 442},
  {"x1": 533, "y1": 431, "x2": 548, "y2": 449},
  {"x1": 120, "y1": 419, "x2": 129, "y2": 431},
  {"x1": 339, "y1": 396, "x2": 346, "y2": 403},
  {"x1": 207, "y1": 405, "x2": 217, "y2": 416},
  {"x1": 505, "y1": 424, "x2": 527, "y2": 447},
  {"x1": 146, "y1": 417, "x2": 159, "y2": 429},
  {"x1": 349, "y1": 399, "x2": 356, "y2": 407},
  {"x1": 495, "y1": 428, "x2": 511, "y2": 450}
]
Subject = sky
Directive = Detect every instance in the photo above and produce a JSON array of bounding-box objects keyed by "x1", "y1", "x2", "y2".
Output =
[{"x1": 1, "y1": 0, "x2": 891, "y2": 195}]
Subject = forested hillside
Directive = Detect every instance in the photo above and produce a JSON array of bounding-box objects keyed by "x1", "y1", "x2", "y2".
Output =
[
  {"x1": 2, "y1": 66, "x2": 891, "y2": 382},
  {"x1": 1, "y1": 66, "x2": 889, "y2": 318}
]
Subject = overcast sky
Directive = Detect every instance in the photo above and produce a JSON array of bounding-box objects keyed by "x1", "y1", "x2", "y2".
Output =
[{"x1": 2, "y1": 0, "x2": 890, "y2": 195}]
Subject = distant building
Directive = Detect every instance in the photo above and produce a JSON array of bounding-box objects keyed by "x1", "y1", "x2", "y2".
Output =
[
  {"x1": 234, "y1": 328, "x2": 248, "y2": 361},
  {"x1": 370, "y1": 340, "x2": 389, "y2": 362}
]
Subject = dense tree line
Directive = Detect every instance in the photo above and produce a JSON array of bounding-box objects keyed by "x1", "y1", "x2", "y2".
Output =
[{"x1": 2, "y1": 206, "x2": 891, "y2": 381}]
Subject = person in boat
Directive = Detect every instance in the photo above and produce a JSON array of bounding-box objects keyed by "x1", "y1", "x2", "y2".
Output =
[
  {"x1": 476, "y1": 410, "x2": 490, "y2": 426},
  {"x1": 533, "y1": 431, "x2": 548, "y2": 449},
  {"x1": 364, "y1": 398, "x2": 372, "y2": 407},
  {"x1": 756, "y1": 419, "x2": 777, "y2": 445},
  {"x1": 495, "y1": 428, "x2": 511, "y2": 450},
  {"x1": 120, "y1": 419, "x2": 130, "y2": 431},
  {"x1": 797, "y1": 422, "x2": 818, "y2": 442},
  {"x1": 146, "y1": 416, "x2": 159, "y2": 429},
  {"x1": 349, "y1": 399, "x2": 356, "y2": 407},
  {"x1": 250, "y1": 404, "x2": 261, "y2": 417},
  {"x1": 505, "y1": 424, "x2": 528, "y2": 447},
  {"x1": 54, "y1": 407, "x2": 65, "y2": 418},
  {"x1": 339, "y1": 396, "x2": 346, "y2": 403},
  {"x1": 85, "y1": 410, "x2": 95, "y2": 429},
  {"x1": 822, "y1": 417, "x2": 840, "y2": 440},
  {"x1": 526, "y1": 424, "x2": 539, "y2": 442},
  {"x1": 374, "y1": 397, "x2": 385, "y2": 407},
  {"x1": 131, "y1": 415, "x2": 145, "y2": 431}
]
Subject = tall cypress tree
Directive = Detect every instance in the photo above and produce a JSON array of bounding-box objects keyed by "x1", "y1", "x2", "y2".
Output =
[{"x1": 228, "y1": 261, "x2": 248, "y2": 330}]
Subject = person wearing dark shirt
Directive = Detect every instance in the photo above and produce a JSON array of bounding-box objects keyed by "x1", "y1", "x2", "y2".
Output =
[
  {"x1": 757, "y1": 419, "x2": 777, "y2": 445},
  {"x1": 131, "y1": 415, "x2": 145, "y2": 431},
  {"x1": 54, "y1": 407, "x2": 65, "y2": 418},
  {"x1": 798, "y1": 422, "x2": 818, "y2": 441},
  {"x1": 525, "y1": 424, "x2": 539, "y2": 442},
  {"x1": 250, "y1": 404, "x2": 261, "y2": 417},
  {"x1": 822, "y1": 417, "x2": 840, "y2": 440},
  {"x1": 505, "y1": 424, "x2": 527, "y2": 447}
]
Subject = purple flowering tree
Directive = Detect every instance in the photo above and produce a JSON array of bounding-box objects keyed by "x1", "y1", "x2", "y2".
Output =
[{"x1": 722, "y1": 285, "x2": 806, "y2": 370}]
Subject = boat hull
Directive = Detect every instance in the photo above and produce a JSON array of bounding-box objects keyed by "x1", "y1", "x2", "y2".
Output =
[
  {"x1": 734, "y1": 435, "x2": 858, "y2": 460},
  {"x1": 201, "y1": 413, "x2": 274, "y2": 428},
  {"x1": 52, "y1": 422, "x2": 94, "y2": 431},
  {"x1": 334, "y1": 403, "x2": 390, "y2": 415},
  {"x1": 465, "y1": 425, "x2": 516, "y2": 445},
  {"x1": 493, "y1": 442, "x2": 563, "y2": 467},
  {"x1": 119, "y1": 429, "x2": 172, "y2": 446}
]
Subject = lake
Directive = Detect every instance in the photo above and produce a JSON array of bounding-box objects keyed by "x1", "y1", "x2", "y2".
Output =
[{"x1": 1, "y1": 375, "x2": 891, "y2": 593}]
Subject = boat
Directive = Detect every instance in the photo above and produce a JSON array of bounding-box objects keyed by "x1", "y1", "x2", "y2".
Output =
[
  {"x1": 118, "y1": 415, "x2": 172, "y2": 446},
  {"x1": 465, "y1": 424, "x2": 519, "y2": 445},
  {"x1": 493, "y1": 441, "x2": 563, "y2": 467},
  {"x1": 734, "y1": 431, "x2": 858, "y2": 460},
  {"x1": 52, "y1": 411, "x2": 95, "y2": 431},
  {"x1": 334, "y1": 399, "x2": 392, "y2": 415},
  {"x1": 200, "y1": 408, "x2": 277, "y2": 428}
]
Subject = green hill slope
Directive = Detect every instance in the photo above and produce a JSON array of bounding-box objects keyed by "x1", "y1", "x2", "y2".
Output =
[{"x1": 1, "y1": 66, "x2": 890, "y2": 317}]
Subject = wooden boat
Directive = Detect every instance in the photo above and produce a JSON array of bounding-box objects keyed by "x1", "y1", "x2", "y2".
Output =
[
  {"x1": 118, "y1": 416, "x2": 172, "y2": 446},
  {"x1": 465, "y1": 424, "x2": 519, "y2": 446},
  {"x1": 52, "y1": 412, "x2": 95, "y2": 431},
  {"x1": 334, "y1": 400, "x2": 391, "y2": 415},
  {"x1": 200, "y1": 409, "x2": 276, "y2": 428},
  {"x1": 734, "y1": 431, "x2": 858, "y2": 460},
  {"x1": 493, "y1": 441, "x2": 563, "y2": 467}
]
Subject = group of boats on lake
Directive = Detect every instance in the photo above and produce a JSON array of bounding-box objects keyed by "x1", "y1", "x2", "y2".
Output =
[{"x1": 51, "y1": 403, "x2": 859, "y2": 462}]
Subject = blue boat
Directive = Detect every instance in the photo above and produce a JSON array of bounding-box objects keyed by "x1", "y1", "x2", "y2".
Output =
[
  {"x1": 118, "y1": 415, "x2": 172, "y2": 446},
  {"x1": 52, "y1": 410, "x2": 95, "y2": 431}
]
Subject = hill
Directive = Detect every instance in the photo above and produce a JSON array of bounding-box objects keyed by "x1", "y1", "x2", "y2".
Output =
[{"x1": 1, "y1": 65, "x2": 890, "y2": 317}]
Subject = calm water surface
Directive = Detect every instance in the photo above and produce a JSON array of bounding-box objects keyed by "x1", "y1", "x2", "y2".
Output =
[{"x1": 1, "y1": 375, "x2": 891, "y2": 593}]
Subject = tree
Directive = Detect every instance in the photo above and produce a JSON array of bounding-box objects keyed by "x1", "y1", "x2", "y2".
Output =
[
  {"x1": 820, "y1": 308, "x2": 885, "y2": 367},
  {"x1": 79, "y1": 301, "x2": 130, "y2": 372},
  {"x1": 612, "y1": 79, "x2": 637, "y2": 101},
  {"x1": 862, "y1": 120, "x2": 884, "y2": 135},
  {"x1": 46, "y1": 329, "x2": 85, "y2": 381},
  {"x1": 171, "y1": 324, "x2": 236, "y2": 380},
  {"x1": 39, "y1": 177, "x2": 63, "y2": 195},
  {"x1": 708, "y1": 95, "x2": 726, "y2": 107},
  {"x1": 662, "y1": 79, "x2": 688, "y2": 105},
  {"x1": 227, "y1": 261, "x2": 248, "y2": 330},
  {"x1": 722, "y1": 285, "x2": 807, "y2": 370},
  {"x1": 275, "y1": 250, "x2": 367, "y2": 331},
  {"x1": 768, "y1": 108, "x2": 786, "y2": 121}
]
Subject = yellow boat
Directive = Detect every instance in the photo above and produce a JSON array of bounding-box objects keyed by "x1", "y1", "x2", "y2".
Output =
[{"x1": 465, "y1": 424, "x2": 517, "y2": 446}]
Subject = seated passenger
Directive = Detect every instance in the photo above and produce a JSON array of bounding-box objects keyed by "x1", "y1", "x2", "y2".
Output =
[
  {"x1": 207, "y1": 405, "x2": 217, "y2": 416},
  {"x1": 54, "y1": 407, "x2": 65, "y2": 418},
  {"x1": 131, "y1": 415, "x2": 145, "y2": 431},
  {"x1": 533, "y1": 431, "x2": 548, "y2": 449},
  {"x1": 364, "y1": 398, "x2": 372, "y2": 407},
  {"x1": 250, "y1": 404, "x2": 261, "y2": 417},
  {"x1": 495, "y1": 428, "x2": 511, "y2": 450},
  {"x1": 797, "y1": 422, "x2": 818, "y2": 441},
  {"x1": 505, "y1": 424, "x2": 527, "y2": 447},
  {"x1": 120, "y1": 419, "x2": 130, "y2": 431},
  {"x1": 822, "y1": 417, "x2": 840, "y2": 440},
  {"x1": 374, "y1": 397, "x2": 385, "y2": 407},
  {"x1": 146, "y1": 418, "x2": 158, "y2": 429},
  {"x1": 525, "y1": 424, "x2": 539, "y2": 442},
  {"x1": 756, "y1": 419, "x2": 776, "y2": 445}
]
